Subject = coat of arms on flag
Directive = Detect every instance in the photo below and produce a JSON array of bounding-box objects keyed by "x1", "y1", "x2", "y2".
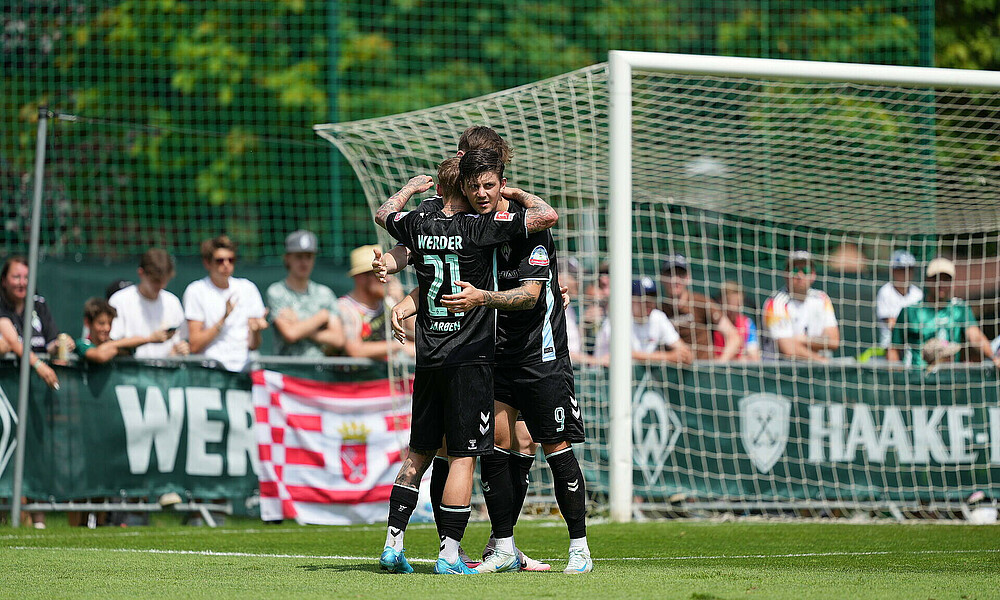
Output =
[
  {"x1": 251, "y1": 370, "x2": 413, "y2": 525},
  {"x1": 339, "y1": 421, "x2": 370, "y2": 485}
]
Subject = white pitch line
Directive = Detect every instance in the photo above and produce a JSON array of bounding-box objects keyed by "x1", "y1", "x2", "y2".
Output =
[
  {"x1": 5, "y1": 546, "x2": 999, "y2": 563},
  {"x1": 0, "y1": 523, "x2": 438, "y2": 542},
  {"x1": 4, "y1": 546, "x2": 434, "y2": 564}
]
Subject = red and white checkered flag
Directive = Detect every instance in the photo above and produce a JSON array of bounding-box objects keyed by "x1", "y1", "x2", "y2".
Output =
[{"x1": 251, "y1": 370, "x2": 412, "y2": 525}]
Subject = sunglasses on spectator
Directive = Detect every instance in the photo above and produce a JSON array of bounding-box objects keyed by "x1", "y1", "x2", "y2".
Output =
[
  {"x1": 791, "y1": 265, "x2": 813, "y2": 275},
  {"x1": 213, "y1": 257, "x2": 236, "y2": 265}
]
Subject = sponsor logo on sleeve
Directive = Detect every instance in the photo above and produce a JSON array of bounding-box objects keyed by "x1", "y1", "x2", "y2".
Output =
[
  {"x1": 493, "y1": 211, "x2": 514, "y2": 222},
  {"x1": 528, "y1": 245, "x2": 549, "y2": 266},
  {"x1": 393, "y1": 211, "x2": 409, "y2": 222}
]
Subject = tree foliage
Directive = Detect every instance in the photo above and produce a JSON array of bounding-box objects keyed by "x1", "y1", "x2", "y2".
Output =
[{"x1": 2, "y1": 0, "x2": 996, "y2": 259}]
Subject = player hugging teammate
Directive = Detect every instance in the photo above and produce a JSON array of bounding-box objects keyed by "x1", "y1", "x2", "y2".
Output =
[{"x1": 372, "y1": 127, "x2": 592, "y2": 575}]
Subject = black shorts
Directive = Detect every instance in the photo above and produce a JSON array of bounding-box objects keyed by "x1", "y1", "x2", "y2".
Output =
[
  {"x1": 409, "y1": 364, "x2": 494, "y2": 457},
  {"x1": 494, "y1": 356, "x2": 585, "y2": 444}
]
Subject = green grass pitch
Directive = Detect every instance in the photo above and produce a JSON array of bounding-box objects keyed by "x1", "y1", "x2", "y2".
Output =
[{"x1": 2, "y1": 517, "x2": 998, "y2": 599}]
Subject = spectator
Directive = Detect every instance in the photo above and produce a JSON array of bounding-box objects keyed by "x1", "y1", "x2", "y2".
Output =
[
  {"x1": 560, "y1": 257, "x2": 589, "y2": 364},
  {"x1": 0, "y1": 255, "x2": 64, "y2": 528},
  {"x1": 714, "y1": 281, "x2": 761, "y2": 361},
  {"x1": 594, "y1": 277, "x2": 692, "y2": 365},
  {"x1": 75, "y1": 298, "x2": 173, "y2": 364},
  {"x1": 659, "y1": 254, "x2": 741, "y2": 361},
  {"x1": 338, "y1": 245, "x2": 413, "y2": 360},
  {"x1": 108, "y1": 248, "x2": 189, "y2": 358},
  {"x1": 267, "y1": 230, "x2": 345, "y2": 357},
  {"x1": 876, "y1": 250, "x2": 923, "y2": 349},
  {"x1": 576, "y1": 262, "x2": 608, "y2": 357},
  {"x1": 888, "y1": 257, "x2": 1000, "y2": 368},
  {"x1": 183, "y1": 235, "x2": 267, "y2": 372},
  {"x1": 762, "y1": 251, "x2": 840, "y2": 361},
  {"x1": 0, "y1": 256, "x2": 62, "y2": 389}
]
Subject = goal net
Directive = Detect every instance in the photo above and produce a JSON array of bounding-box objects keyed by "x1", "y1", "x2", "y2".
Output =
[{"x1": 316, "y1": 53, "x2": 1000, "y2": 520}]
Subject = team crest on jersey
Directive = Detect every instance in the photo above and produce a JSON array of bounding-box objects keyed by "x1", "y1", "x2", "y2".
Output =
[
  {"x1": 528, "y1": 245, "x2": 549, "y2": 266},
  {"x1": 500, "y1": 243, "x2": 512, "y2": 261},
  {"x1": 493, "y1": 211, "x2": 514, "y2": 222},
  {"x1": 393, "y1": 211, "x2": 409, "y2": 222}
]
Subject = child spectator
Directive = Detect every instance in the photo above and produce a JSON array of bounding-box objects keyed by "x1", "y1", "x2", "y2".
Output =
[
  {"x1": 714, "y1": 281, "x2": 761, "y2": 361},
  {"x1": 75, "y1": 298, "x2": 174, "y2": 363}
]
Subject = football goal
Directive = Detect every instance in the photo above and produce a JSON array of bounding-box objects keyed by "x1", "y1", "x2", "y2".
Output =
[{"x1": 316, "y1": 51, "x2": 1000, "y2": 522}]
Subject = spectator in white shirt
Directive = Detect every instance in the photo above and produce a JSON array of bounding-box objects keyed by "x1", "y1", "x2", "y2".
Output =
[
  {"x1": 595, "y1": 277, "x2": 692, "y2": 365},
  {"x1": 183, "y1": 235, "x2": 267, "y2": 372},
  {"x1": 762, "y1": 250, "x2": 840, "y2": 361},
  {"x1": 108, "y1": 248, "x2": 189, "y2": 358},
  {"x1": 876, "y1": 250, "x2": 923, "y2": 348}
]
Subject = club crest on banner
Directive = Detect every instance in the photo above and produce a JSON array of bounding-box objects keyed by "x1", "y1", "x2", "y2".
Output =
[
  {"x1": 339, "y1": 421, "x2": 371, "y2": 485},
  {"x1": 739, "y1": 393, "x2": 791, "y2": 473},
  {"x1": 0, "y1": 384, "x2": 17, "y2": 481},
  {"x1": 632, "y1": 373, "x2": 681, "y2": 485}
]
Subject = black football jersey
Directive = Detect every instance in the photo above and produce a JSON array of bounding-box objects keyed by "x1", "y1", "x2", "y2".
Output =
[
  {"x1": 494, "y1": 204, "x2": 569, "y2": 366},
  {"x1": 385, "y1": 206, "x2": 527, "y2": 369},
  {"x1": 408, "y1": 198, "x2": 569, "y2": 366}
]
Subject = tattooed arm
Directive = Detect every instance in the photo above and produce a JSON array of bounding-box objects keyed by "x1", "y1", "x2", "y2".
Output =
[
  {"x1": 501, "y1": 186, "x2": 558, "y2": 233},
  {"x1": 441, "y1": 280, "x2": 543, "y2": 312},
  {"x1": 374, "y1": 175, "x2": 435, "y2": 229}
]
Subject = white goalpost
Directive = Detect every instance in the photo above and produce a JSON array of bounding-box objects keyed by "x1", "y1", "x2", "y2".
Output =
[
  {"x1": 606, "y1": 51, "x2": 1000, "y2": 522},
  {"x1": 317, "y1": 51, "x2": 1000, "y2": 524}
]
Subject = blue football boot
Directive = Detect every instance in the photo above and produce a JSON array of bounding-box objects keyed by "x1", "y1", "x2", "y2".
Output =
[
  {"x1": 379, "y1": 547, "x2": 414, "y2": 574},
  {"x1": 433, "y1": 556, "x2": 478, "y2": 574}
]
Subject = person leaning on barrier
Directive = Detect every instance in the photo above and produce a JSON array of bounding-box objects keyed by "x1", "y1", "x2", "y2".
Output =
[
  {"x1": 267, "y1": 230, "x2": 345, "y2": 357},
  {"x1": 0, "y1": 255, "x2": 66, "y2": 389},
  {"x1": 75, "y1": 298, "x2": 174, "y2": 364},
  {"x1": 659, "y1": 254, "x2": 742, "y2": 362},
  {"x1": 876, "y1": 250, "x2": 923, "y2": 350},
  {"x1": 762, "y1": 250, "x2": 840, "y2": 362},
  {"x1": 887, "y1": 257, "x2": 1000, "y2": 369},
  {"x1": 593, "y1": 276, "x2": 693, "y2": 365},
  {"x1": 714, "y1": 281, "x2": 761, "y2": 361},
  {"x1": 108, "y1": 248, "x2": 189, "y2": 358},
  {"x1": 183, "y1": 235, "x2": 268, "y2": 372},
  {"x1": 338, "y1": 244, "x2": 414, "y2": 360}
]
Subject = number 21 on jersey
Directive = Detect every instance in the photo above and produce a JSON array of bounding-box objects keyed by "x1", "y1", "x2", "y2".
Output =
[{"x1": 425, "y1": 254, "x2": 464, "y2": 318}]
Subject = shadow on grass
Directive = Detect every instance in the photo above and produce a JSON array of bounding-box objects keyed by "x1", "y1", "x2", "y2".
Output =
[
  {"x1": 297, "y1": 563, "x2": 384, "y2": 573},
  {"x1": 298, "y1": 563, "x2": 440, "y2": 575}
]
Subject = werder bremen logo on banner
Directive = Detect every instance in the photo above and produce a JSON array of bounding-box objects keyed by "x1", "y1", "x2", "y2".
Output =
[
  {"x1": 632, "y1": 372, "x2": 682, "y2": 486},
  {"x1": 0, "y1": 383, "x2": 18, "y2": 480},
  {"x1": 740, "y1": 393, "x2": 791, "y2": 474}
]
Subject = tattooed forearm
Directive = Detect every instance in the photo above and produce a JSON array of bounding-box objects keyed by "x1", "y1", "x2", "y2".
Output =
[
  {"x1": 513, "y1": 191, "x2": 558, "y2": 233},
  {"x1": 481, "y1": 282, "x2": 543, "y2": 310},
  {"x1": 374, "y1": 175, "x2": 434, "y2": 228},
  {"x1": 375, "y1": 188, "x2": 415, "y2": 229}
]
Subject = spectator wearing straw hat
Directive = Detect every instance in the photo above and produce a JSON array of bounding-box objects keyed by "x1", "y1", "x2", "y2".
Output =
[
  {"x1": 267, "y1": 230, "x2": 345, "y2": 357},
  {"x1": 339, "y1": 244, "x2": 413, "y2": 360},
  {"x1": 875, "y1": 250, "x2": 923, "y2": 350},
  {"x1": 888, "y1": 257, "x2": 1000, "y2": 368}
]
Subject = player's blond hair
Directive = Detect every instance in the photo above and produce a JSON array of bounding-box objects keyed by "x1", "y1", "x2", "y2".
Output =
[{"x1": 437, "y1": 157, "x2": 462, "y2": 200}]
